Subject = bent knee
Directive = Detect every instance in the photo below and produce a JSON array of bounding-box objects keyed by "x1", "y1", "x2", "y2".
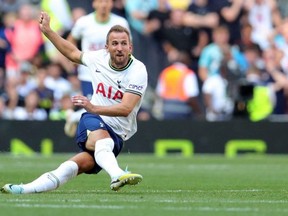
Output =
[
  {"x1": 78, "y1": 161, "x2": 95, "y2": 174},
  {"x1": 85, "y1": 130, "x2": 111, "y2": 151},
  {"x1": 70, "y1": 152, "x2": 95, "y2": 174}
]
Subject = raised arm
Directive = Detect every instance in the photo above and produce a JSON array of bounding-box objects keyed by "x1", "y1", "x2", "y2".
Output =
[{"x1": 39, "y1": 11, "x2": 82, "y2": 64}]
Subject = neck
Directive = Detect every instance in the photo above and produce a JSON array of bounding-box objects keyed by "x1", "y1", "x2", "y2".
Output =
[
  {"x1": 95, "y1": 12, "x2": 109, "y2": 23},
  {"x1": 111, "y1": 61, "x2": 127, "y2": 69},
  {"x1": 109, "y1": 55, "x2": 132, "y2": 71}
]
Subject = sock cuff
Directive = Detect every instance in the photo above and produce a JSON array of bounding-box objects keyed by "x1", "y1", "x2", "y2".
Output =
[{"x1": 95, "y1": 138, "x2": 114, "y2": 152}]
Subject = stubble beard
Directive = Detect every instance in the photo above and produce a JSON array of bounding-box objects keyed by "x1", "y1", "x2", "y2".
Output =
[{"x1": 111, "y1": 55, "x2": 128, "y2": 69}]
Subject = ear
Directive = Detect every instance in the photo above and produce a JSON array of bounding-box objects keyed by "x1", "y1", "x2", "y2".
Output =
[
  {"x1": 129, "y1": 44, "x2": 133, "y2": 53},
  {"x1": 105, "y1": 44, "x2": 108, "y2": 49}
]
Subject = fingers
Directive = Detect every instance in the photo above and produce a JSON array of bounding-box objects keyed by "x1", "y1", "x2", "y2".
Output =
[
  {"x1": 71, "y1": 96, "x2": 88, "y2": 106},
  {"x1": 74, "y1": 98, "x2": 84, "y2": 106},
  {"x1": 39, "y1": 11, "x2": 48, "y2": 24},
  {"x1": 39, "y1": 14, "x2": 43, "y2": 24}
]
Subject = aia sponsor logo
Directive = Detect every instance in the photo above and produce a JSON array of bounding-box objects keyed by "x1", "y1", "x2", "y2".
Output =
[{"x1": 95, "y1": 83, "x2": 123, "y2": 100}]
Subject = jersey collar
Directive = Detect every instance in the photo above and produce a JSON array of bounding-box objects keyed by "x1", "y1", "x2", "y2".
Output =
[{"x1": 109, "y1": 54, "x2": 134, "y2": 71}]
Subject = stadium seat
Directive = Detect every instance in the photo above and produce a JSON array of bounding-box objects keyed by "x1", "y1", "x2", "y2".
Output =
[
  {"x1": 10, "y1": 138, "x2": 53, "y2": 156},
  {"x1": 154, "y1": 139, "x2": 193, "y2": 157},
  {"x1": 225, "y1": 139, "x2": 267, "y2": 158}
]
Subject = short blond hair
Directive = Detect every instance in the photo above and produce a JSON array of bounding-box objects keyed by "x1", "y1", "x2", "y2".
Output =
[{"x1": 106, "y1": 25, "x2": 131, "y2": 44}]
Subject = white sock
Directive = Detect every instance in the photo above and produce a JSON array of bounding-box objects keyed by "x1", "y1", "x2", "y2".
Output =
[
  {"x1": 21, "y1": 161, "x2": 78, "y2": 193},
  {"x1": 94, "y1": 138, "x2": 124, "y2": 181}
]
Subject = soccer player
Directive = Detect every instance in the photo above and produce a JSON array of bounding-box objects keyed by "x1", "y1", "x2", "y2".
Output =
[
  {"x1": 0, "y1": 11, "x2": 148, "y2": 194},
  {"x1": 64, "y1": 0, "x2": 131, "y2": 137}
]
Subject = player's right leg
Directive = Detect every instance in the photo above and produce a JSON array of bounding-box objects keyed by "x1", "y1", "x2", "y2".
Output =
[{"x1": 1, "y1": 152, "x2": 94, "y2": 194}]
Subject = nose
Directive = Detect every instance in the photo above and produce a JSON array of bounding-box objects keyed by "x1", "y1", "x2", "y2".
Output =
[{"x1": 116, "y1": 44, "x2": 123, "y2": 51}]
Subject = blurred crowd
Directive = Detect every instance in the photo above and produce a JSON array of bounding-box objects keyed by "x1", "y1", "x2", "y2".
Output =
[{"x1": 0, "y1": 0, "x2": 288, "y2": 122}]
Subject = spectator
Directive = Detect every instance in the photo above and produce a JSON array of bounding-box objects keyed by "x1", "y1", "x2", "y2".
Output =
[
  {"x1": 66, "y1": 0, "x2": 93, "y2": 14},
  {"x1": 0, "y1": 13, "x2": 11, "y2": 94},
  {"x1": 232, "y1": 49, "x2": 287, "y2": 120},
  {"x1": 183, "y1": 0, "x2": 218, "y2": 70},
  {"x1": 199, "y1": 25, "x2": 243, "y2": 120},
  {"x1": 246, "y1": 0, "x2": 282, "y2": 50},
  {"x1": 124, "y1": 0, "x2": 158, "y2": 69},
  {"x1": 243, "y1": 66, "x2": 274, "y2": 121},
  {"x1": 137, "y1": 85, "x2": 158, "y2": 121},
  {"x1": 183, "y1": 0, "x2": 219, "y2": 36},
  {"x1": 2, "y1": 74, "x2": 18, "y2": 119},
  {"x1": 49, "y1": 94, "x2": 74, "y2": 121},
  {"x1": 198, "y1": 25, "x2": 233, "y2": 82},
  {"x1": 238, "y1": 23, "x2": 254, "y2": 50},
  {"x1": 202, "y1": 56, "x2": 234, "y2": 121},
  {"x1": 12, "y1": 90, "x2": 47, "y2": 120},
  {"x1": 66, "y1": 73, "x2": 81, "y2": 96},
  {"x1": 0, "y1": 13, "x2": 12, "y2": 73},
  {"x1": 112, "y1": 0, "x2": 127, "y2": 18},
  {"x1": 278, "y1": 0, "x2": 288, "y2": 18},
  {"x1": 239, "y1": 44, "x2": 263, "y2": 74},
  {"x1": 0, "y1": 96, "x2": 6, "y2": 119},
  {"x1": 167, "y1": 0, "x2": 191, "y2": 10},
  {"x1": 16, "y1": 61, "x2": 37, "y2": 106},
  {"x1": 212, "y1": 0, "x2": 246, "y2": 46},
  {"x1": 272, "y1": 18, "x2": 288, "y2": 74},
  {"x1": 5, "y1": 3, "x2": 44, "y2": 75},
  {"x1": 144, "y1": 0, "x2": 171, "y2": 88},
  {"x1": 0, "y1": 68, "x2": 4, "y2": 95},
  {"x1": 160, "y1": 7, "x2": 200, "y2": 69},
  {"x1": 145, "y1": 0, "x2": 170, "y2": 40},
  {"x1": 155, "y1": 53, "x2": 202, "y2": 120},
  {"x1": 0, "y1": 0, "x2": 28, "y2": 14},
  {"x1": 44, "y1": 62, "x2": 72, "y2": 109},
  {"x1": 262, "y1": 47, "x2": 288, "y2": 114},
  {"x1": 34, "y1": 66, "x2": 54, "y2": 115}
]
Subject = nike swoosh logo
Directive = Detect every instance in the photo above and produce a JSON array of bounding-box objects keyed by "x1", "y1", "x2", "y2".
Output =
[{"x1": 95, "y1": 69, "x2": 101, "y2": 73}]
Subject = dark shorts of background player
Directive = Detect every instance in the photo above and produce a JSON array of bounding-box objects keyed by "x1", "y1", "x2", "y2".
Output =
[
  {"x1": 76, "y1": 112, "x2": 124, "y2": 174},
  {"x1": 80, "y1": 80, "x2": 93, "y2": 99}
]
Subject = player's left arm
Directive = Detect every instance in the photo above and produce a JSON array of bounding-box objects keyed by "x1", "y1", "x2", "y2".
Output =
[{"x1": 72, "y1": 92, "x2": 141, "y2": 117}]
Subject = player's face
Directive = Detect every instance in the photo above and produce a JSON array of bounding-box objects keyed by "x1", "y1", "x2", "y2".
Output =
[
  {"x1": 93, "y1": 0, "x2": 113, "y2": 16},
  {"x1": 106, "y1": 32, "x2": 132, "y2": 68}
]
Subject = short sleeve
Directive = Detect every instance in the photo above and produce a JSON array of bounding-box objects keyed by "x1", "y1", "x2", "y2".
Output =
[{"x1": 125, "y1": 64, "x2": 148, "y2": 97}]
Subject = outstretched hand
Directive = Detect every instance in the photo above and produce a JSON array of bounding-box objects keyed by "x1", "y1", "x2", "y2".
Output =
[{"x1": 39, "y1": 11, "x2": 51, "y2": 34}]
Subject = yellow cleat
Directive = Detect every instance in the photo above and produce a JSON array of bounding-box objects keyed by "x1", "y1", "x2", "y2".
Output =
[{"x1": 110, "y1": 173, "x2": 143, "y2": 191}]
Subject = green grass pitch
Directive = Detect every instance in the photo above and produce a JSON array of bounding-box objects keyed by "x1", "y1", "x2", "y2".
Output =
[{"x1": 0, "y1": 153, "x2": 288, "y2": 216}]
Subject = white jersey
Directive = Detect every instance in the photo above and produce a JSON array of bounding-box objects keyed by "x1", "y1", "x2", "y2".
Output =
[
  {"x1": 71, "y1": 12, "x2": 131, "y2": 82},
  {"x1": 202, "y1": 74, "x2": 233, "y2": 115},
  {"x1": 81, "y1": 49, "x2": 148, "y2": 140}
]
